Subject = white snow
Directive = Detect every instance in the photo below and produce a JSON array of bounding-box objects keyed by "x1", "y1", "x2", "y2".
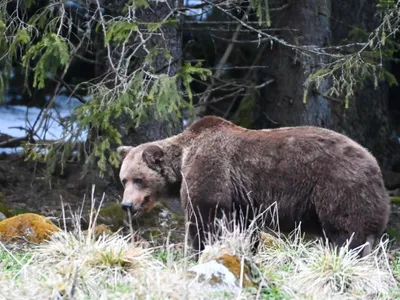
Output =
[{"x1": 0, "y1": 95, "x2": 87, "y2": 154}]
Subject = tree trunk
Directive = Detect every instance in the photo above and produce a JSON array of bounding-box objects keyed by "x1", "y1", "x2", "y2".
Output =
[{"x1": 257, "y1": 0, "x2": 399, "y2": 170}]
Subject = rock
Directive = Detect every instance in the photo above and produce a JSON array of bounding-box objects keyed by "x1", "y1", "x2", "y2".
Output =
[
  {"x1": 189, "y1": 260, "x2": 241, "y2": 293},
  {"x1": 0, "y1": 213, "x2": 60, "y2": 243},
  {"x1": 0, "y1": 212, "x2": 6, "y2": 221},
  {"x1": 95, "y1": 203, "x2": 126, "y2": 232},
  {"x1": 189, "y1": 254, "x2": 254, "y2": 292},
  {"x1": 81, "y1": 201, "x2": 185, "y2": 246},
  {"x1": 159, "y1": 197, "x2": 182, "y2": 215},
  {"x1": 134, "y1": 202, "x2": 185, "y2": 244}
]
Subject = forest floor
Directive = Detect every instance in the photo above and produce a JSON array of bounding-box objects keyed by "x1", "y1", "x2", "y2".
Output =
[
  {"x1": 1, "y1": 153, "x2": 400, "y2": 299},
  {"x1": 0, "y1": 152, "x2": 115, "y2": 221},
  {"x1": 2, "y1": 152, "x2": 400, "y2": 247}
]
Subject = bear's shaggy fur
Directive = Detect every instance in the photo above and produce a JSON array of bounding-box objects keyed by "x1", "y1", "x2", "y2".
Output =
[{"x1": 117, "y1": 116, "x2": 390, "y2": 257}]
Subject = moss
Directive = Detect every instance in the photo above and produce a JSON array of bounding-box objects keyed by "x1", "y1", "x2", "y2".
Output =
[
  {"x1": 386, "y1": 227, "x2": 400, "y2": 239},
  {"x1": 149, "y1": 229, "x2": 162, "y2": 238},
  {"x1": 0, "y1": 213, "x2": 60, "y2": 243},
  {"x1": 259, "y1": 231, "x2": 284, "y2": 250},
  {"x1": 10, "y1": 208, "x2": 31, "y2": 216},
  {"x1": 0, "y1": 202, "x2": 13, "y2": 218},
  {"x1": 216, "y1": 254, "x2": 254, "y2": 288},
  {"x1": 391, "y1": 197, "x2": 400, "y2": 204},
  {"x1": 96, "y1": 203, "x2": 127, "y2": 232}
]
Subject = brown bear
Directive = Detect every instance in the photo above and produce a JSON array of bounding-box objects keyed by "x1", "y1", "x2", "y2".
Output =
[{"x1": 117, "y1": 115, "x2": 390, "y2": 257}]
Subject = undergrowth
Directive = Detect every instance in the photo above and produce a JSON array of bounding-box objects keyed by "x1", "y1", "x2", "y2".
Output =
[{"x1": 0, "y1": 191, "x2": 398, "y2": 299}]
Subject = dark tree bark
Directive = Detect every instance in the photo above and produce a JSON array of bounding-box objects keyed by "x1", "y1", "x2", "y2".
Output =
[{"x1": 256, "y1": 0, "x2": 399, "y2": 171}]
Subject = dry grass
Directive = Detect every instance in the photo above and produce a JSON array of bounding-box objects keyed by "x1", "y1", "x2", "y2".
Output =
[{"x1": 0, "y1": 191, "x2": 398, "y2": 300}]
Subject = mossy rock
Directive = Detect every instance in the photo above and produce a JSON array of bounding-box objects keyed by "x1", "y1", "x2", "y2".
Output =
[
  {"x1": 88, "y1": 202, "x2": 185, "y2": 245},
  {"x1": 135, "y1": 203, "x2": 185, "y2": 242},
  {"x1": 94, "y1": 203, "x2": 127, "y2": 232},
  {"x1": 0, "y1": 213, "x2": 60, "y2": 243},
  {"x1": 134, "y1": 203, "x2": 165, "y2": 227},
  {"x1": 189, "y1": 254, "x2": 254, "y2": 290},
  {"x1": 0, "y1": 202, "x2": 13, "y2": 218},
  {"x1": 259, "y1": 231, "x2": 282, "y2": 250},
  {"x1": 91, "y1": 202, "x2": 181, "y2": 232},
  {"x1": 216, "y1": 254, "x2": 254, "y2": 288}
]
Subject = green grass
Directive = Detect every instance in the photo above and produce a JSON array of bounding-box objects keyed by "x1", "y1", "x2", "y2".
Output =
[
  {"x1": 391, "y1": 252, "x2": 400, "y2": 284},
  {"x1": 0, "y1": 246, "x2": 32, "y2": 274},
  {"x1": 389, "y1": 253, "x2": 400, "y2": 298}
]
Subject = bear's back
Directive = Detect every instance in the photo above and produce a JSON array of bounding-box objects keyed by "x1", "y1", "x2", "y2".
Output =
[{"x1": 185, "y1": 116, "x2": 238, "y2": 135}]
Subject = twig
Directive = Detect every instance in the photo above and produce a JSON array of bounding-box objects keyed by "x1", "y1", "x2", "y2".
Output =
[
  {"x1": 263, "y1": 112, "x2": 279, "y2": 125},
  {"x1": 54, "y1": 76, "x2": 87, "y2": 104},
  {"x1": 224, "y1": 43, "x2": 268, "y2": 118},
  {"x1": 195, "y1": 88, "x2": 245, "y2": 107},
  {"x1": 0, "y1": 136, "x2": 30, "y2": 148},
  {"x1": 199, "y1": 6, "x2": 252, "y2": 106}
]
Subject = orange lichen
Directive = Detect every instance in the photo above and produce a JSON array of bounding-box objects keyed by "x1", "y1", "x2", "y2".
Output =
[
  {"x1": 259, "y1": 231, "x2": 282, "y2": 249},
  {"x1": 216, "y1": 254, "x2": 254, "y2": 288},
  {"x1": 83, "y1": 224, "x2": 113, "y2": 238},
  {"x1": 0, "y1": 213, "x2": 60, "y2": 243}
]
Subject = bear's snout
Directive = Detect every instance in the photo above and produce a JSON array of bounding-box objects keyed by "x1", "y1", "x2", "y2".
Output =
[
  {"x1": 121, "y1": 202, "x2": 133, "y2": 210},
  {"x1": 121, "y1": 201, "x2": 143, "y2": 218},
  {"x1": 121, "y1": 195, "x2": 152, "y2": 218}
]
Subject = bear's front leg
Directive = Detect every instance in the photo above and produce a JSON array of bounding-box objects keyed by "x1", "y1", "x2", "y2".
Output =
[
  {"x1": 181, "y1": 191, "x2": 232, "y2": 254},
  {"x1": 180, "y1": 173, "x2": 232, "y2": 255}
]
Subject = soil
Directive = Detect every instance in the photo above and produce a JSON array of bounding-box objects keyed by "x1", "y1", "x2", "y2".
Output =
[{"x1": 0, "y1": 152, "x2": 118, "y2": 223}]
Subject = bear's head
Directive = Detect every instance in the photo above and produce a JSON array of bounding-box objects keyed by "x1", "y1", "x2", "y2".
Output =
[{"x1": 117, "y1": 143, "x2": 181, "y2": 218}]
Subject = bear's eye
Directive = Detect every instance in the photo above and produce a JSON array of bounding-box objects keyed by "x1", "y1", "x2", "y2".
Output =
[{"x1": 134, "y1": 178, "x2": 143, "y2": 184}]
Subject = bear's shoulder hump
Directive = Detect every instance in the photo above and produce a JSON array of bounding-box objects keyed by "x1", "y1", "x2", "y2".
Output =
[{"x1": 185, "y1": 116, "x2": 237, "y2": 134}]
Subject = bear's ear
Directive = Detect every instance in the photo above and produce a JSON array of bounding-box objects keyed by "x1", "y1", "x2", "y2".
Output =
[
  {"x1": 142, "y1": 145, "x2": 164, "y2": 166},
  {"x1": 117, "y1": 146, "x2": 133, "y2": 159}
]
